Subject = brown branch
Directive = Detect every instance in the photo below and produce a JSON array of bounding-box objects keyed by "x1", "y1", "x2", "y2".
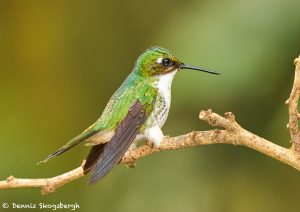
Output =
[
  {"x1": 286, "y1": 56, "x2": 300, "y2": 152},
  {"x1": 1, "y1": 55, "x2": 300, "y2": 195},
  {"x1": 123, "y1": 110, "x2": 300, "y2": 171},
  {"x1": 0, "y1": 162, "x2": 85, "y2": 195}
]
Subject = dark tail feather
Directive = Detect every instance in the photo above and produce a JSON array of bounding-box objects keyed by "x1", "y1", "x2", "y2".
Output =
[
  {"x1": 37, "y1": 146, "x2": 71, "y2": 165},
  {"x1": 37, "y1": 129, "x2": 99, "y2": 164},
  {"x1": 83, "y1": 144, "x2": 105, "y2": 174}
]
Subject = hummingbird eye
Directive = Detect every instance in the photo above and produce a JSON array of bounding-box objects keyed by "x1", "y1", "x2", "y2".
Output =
[{"x1": 162, "y1": 58, "x2": 171, "y2": 67}]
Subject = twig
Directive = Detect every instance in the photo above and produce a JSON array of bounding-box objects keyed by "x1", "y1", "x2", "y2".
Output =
[
  {"x1": 286, "y1": 56, "x2": 300, "y2": 152},
  {"x1": 1, "y1": 55, "x2": 300, "y2": 195}
]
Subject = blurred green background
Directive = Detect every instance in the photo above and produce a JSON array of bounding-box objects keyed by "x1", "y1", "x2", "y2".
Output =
[{"x1": 0, "y1": 0, "x2": 300, "y2": 211}]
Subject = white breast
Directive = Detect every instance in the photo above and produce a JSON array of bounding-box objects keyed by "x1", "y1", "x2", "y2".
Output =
[
  {"x1": 155, "y1": 71, "x2": 177, "y2": 107},
  {"x1": 149, "y1": 70, "x2": 177, "y2": 128}
]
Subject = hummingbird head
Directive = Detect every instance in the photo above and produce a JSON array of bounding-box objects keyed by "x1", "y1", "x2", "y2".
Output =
[{"x1": 134, "y1": 46, "x2": 219, "y2": 77}]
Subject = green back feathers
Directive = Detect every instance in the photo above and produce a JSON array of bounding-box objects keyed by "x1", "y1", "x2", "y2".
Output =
[{"x1": 93, "y1": 73, "x2": 157, "y2": 131}]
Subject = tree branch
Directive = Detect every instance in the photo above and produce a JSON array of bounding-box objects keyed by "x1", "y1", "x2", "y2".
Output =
[
  {"x1": 286, "y1": 56, "x2": 300, "y2": 152},
  {"x1": 1, "y1": 56, "x2": 300, "y2": 195},
  {"x1": 0, "y1": 165, "x2": 85, "y2": 195}
]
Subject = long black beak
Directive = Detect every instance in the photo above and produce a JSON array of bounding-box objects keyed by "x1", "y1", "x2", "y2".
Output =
[{"x1": 179, "y1": 64, "x2": 220, "y2": 75}]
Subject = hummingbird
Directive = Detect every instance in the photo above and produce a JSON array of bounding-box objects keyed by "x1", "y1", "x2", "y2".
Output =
[{"x1": 40, "y1": 46, "x2": 219, "y2": 184}]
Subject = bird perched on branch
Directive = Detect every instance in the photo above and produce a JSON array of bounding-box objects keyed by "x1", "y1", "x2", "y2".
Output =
[{"x1": 39, "y1": 46, "x2": 219, "y2": 184}]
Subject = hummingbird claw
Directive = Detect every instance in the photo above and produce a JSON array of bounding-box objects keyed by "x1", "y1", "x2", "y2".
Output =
[{"x1": 146, "y1": 140, "x2": 156, "y2": 148}]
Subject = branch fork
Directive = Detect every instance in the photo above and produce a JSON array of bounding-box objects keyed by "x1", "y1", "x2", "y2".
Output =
[{"x1": 1, "y1": 55, "x2": 300, "y2": 195}]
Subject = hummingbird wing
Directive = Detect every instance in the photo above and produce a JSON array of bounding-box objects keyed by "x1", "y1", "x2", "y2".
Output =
[
  {"x1": 39, "y1": 73, "x2": 157, "y2": 174},
  {"x1": 87, "y1": 100, "x2": 148, "y2": 184}
]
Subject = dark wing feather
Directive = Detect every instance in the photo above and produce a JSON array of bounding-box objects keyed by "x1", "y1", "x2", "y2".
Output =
[{"x1": 88, "y1": 100, "x2": 147, "y2": 184}]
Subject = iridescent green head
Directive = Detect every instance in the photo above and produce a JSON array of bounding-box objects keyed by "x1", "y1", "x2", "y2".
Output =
[{"x1": 133, "y1": 46, "x2": 219, "y2": 77}]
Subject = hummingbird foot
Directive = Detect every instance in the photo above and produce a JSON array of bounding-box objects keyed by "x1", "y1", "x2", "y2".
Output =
[
  {"x1": 144, "y1": 125, "x2": 164, "y2": 147},
  {"x1": 146, "y1": 140, "x2": 155, "y2": 148}
]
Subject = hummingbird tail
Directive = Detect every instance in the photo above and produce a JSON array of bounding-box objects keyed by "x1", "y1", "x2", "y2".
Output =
[
  {"x1": 37, "y1": 129, "x2": 100, "y2": 165},
  {"x1": 83, "y1": 144, "x2": 105, "y2": 174},
  {"x1": 37, "y1": 145, "x2": 73, "y2": 165}
]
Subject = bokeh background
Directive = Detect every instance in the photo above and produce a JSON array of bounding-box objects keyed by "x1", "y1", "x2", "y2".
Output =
[{"x1": 1, "y1": 0, "x2": 300, "y2": 211}]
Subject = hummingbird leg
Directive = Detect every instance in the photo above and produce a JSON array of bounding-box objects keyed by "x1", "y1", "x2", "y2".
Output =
[
  {"x1": 144, "y1": 125, "x2": 164, "y2": 147},
  {"x1": 145, "y1": 140, "x2": 155, "y2": 148}
]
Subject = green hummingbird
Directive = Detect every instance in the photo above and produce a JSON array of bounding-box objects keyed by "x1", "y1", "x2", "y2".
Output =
[{"x1": 40, "y1": 46, "x2": 219, "y2": 184}]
